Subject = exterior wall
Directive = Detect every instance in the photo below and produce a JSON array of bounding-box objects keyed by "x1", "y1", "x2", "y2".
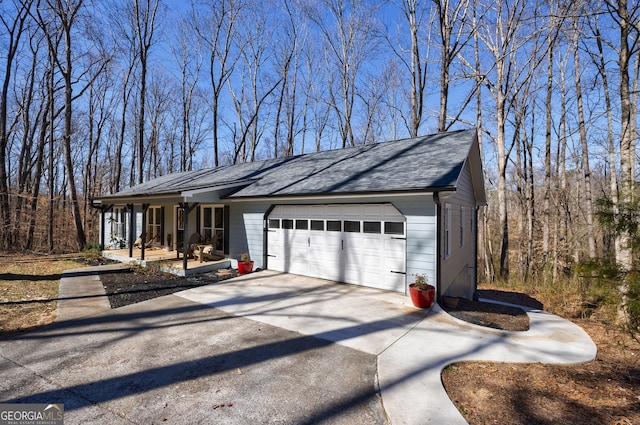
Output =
[
  {"x1": 439, "y1": 161, "x2": 478, "y2": 299},
  {"x1": 100, "y1": 193, "x2": 442, "y2": 296},
  {"x1": 228, "y1": 201, "x2": 272, "y2": 268},
  {"x1": 392, "y1": 196, "x2": 437, "y2": 293}
]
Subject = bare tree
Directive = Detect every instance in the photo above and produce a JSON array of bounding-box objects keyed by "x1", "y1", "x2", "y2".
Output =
[
  {"x1": 133, "y1": 0, "x2": 160, "y2": 184},
  {"x1": 0, "y1": 0, "x2": 33, "y2": 250},
  {"x1": 228, "y1": 1, "x2": 282, "y2": 163},
  {"x1": 476, "y1": 0, "x2": 530, "y2": 279},
  {"x1": 37, "y1": 0, "x2": 87, "y2": 250},
  {"x1": 172, "y1": 17, "x2": 203, "y2": 171},
  {"x1": 571, "y1": 11, "x2": 596, "y2": 260},
  {"x1": 433, "y1": 0, "x2": 471, "y2": 132},
  {"x1": 307, "y1": 0, "x2": 382, "y2": 147},
  {"x1": 604, "y1": 0, "x2": 640, "y2": 269},
  {"x1": 193, "y1": 0, "x2": 244, "y2": 167},
  {"x1": 272, "y1": 0, "x2": 300, "y2": 157},
  {"x1": 390, "y1": 0, "x2": 431, "y2": 137}
]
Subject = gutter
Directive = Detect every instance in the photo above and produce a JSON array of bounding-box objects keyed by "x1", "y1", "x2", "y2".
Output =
[
  {"x1": 223, "y1": 186, "x2": 458, "y2": 202},
  {"x1": 433, "y1": 192, "x2": 442, "y2": 305}
]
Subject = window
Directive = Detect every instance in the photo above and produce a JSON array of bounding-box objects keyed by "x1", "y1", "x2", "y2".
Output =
[
  {"x1": 384, "y1": 222, "x2": 404, "y2": 235},
  {"x1": 311, "y1": 220, "x2": 324, "y2": 231},
  {"x1": 344, "y1": 221, "x2": 360, "y2": 232},
  {"x1": 147, "y1": 206, "x2": 162, "y2": 241},
  {"x1": 202, "y1": 205, "x2": 224, "y2": 250},
  {"x1": 327, "y1": 220, "x2": 341, "y2": 232},
  {"x1": 110, "y1": 207, "x2": 126, "y2": 246},
  {"x1": 295, "y1": 220, "x2": 308, "y2": 230},
  {"x1": 268, "y1": 219, "x2": 280, "y2": 229},
  {"x1": 444, "y1": 204, "x2": 451, "y2": 258},
  {"x1": 282, "y1": 219, "x2": 294, "y2": 229},
  {"x1": 363, "y1": 221, "x2": 381, "y2": 234}
]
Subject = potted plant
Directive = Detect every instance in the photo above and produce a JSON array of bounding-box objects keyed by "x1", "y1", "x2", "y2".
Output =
[
  {"x1": 409, "y1": 274, "x2": 435, "y2": 308},
  {"x1": 237, "y1": 252, "x2": 254, "y2": 275},
  {"x1": 166, "y1": 233, "x2": 172, "y2": 251}
]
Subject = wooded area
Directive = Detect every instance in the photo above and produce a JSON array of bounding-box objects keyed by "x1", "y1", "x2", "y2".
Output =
[{"x1": 1, "y1": 0, "x2": 639, "y2": 286}]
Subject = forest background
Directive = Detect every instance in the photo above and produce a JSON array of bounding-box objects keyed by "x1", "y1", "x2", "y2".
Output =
[{"x1": 1, "y1": 0, "x2": 640, "y2": 293}]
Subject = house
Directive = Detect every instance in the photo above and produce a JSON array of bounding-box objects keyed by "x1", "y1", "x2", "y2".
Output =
[{"x1": 92, "y1": 128, "x2": 486, "y2": 301}]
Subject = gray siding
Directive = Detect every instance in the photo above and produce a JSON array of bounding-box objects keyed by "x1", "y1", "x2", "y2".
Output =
[
  {"x1": 392, "y1": 196, "x2": 437, "y2": 293},
  {"x1": 228, "y1": 202, "x2": 272, "y2": 268},
  {"x1": 440, "y1": 161, "x2": 477, "y2": 299}
]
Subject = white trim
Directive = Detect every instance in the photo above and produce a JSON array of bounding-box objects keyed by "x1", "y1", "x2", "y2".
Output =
[{"x1": 226, "y1": 190, "x2": 444, "y2": 203}]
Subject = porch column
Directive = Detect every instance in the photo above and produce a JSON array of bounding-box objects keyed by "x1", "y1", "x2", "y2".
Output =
[
  {"x1": 141, "y1": 203, "x2": 150, "y2": 260},
  {"x1": 182, "y1": 203, "x2": 189, "y2": 271},
  {"x1": 179, "y1": 202, "x2": 199, "y2": 271},
  {"x1": 128, "y1": 204, "x2": 134, "y2": 258},
  {"x1": 99, "y1": 204, "x2": 113, "y2": 251}
]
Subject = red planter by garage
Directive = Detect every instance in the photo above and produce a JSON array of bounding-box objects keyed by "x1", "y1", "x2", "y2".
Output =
[
  {"x1": 409, "y1": 283, "x2": 436, "y2": 308},
  {"x1": 238, "y1": 260, "x2": 254, "y2": 275}
]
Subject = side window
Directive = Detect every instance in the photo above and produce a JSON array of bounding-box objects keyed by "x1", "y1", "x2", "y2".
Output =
[{"x1": 444, "y1": 204, "x2": 451, "y2": 258}]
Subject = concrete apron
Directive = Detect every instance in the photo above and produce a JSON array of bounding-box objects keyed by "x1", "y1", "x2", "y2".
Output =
[{"x1": 176, "y1": 271, "x2": 597, "y2": 425}]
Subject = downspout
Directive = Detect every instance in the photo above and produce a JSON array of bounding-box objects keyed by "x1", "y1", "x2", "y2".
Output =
[
  {"x1": 434, "y1": 192, "x2": 442, "y2": 305},
  {"x1": 474, "y1": 206, "x2": 479, "y2": 301},
  {"x1": 263, "y1": 204, "x2": 277, "y2": 270}
]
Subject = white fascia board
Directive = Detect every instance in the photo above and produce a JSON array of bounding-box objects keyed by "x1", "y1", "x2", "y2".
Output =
[
  {"x1": 225, "y1": 190, "x2": 442, "y2": 203},
  {"x1": 93, "y1": 193, "x2": 183, "y2": 205}
]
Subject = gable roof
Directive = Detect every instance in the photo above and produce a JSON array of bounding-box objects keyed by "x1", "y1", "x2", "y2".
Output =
[{"x1": 96, "y1": 128, "x2": 483, "y2": 202}]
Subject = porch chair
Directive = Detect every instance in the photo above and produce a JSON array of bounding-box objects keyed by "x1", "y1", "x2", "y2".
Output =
[
  {"x1": 194, "y1": 234, "x2": 224, "y2": 263},
  {"x1": 176, "y1": 232, "x2": 201, "y2": 259}
]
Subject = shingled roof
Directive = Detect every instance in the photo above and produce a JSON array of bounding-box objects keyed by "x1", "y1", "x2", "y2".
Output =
[{"x1": 97, "y1": 128, "x2": 482, "y2": 201}]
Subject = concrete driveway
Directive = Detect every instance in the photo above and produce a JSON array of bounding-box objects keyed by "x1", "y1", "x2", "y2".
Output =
[{"x1": 0, "y1": 268, "x2": 597, "y2": 425}]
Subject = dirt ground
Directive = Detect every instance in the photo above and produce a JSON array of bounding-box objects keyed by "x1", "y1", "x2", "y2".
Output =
[
  {"x1": 441, "y1": 290, "x2": 640, "y2": 425},
  {"x1": 100, "y1": 266, "x2": 236, "y2": 308}
]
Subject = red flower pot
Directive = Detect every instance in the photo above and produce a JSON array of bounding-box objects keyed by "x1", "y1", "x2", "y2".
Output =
[
  {"x1": 409, "y1": 283, "x2": 435, "y2": 308},
  {"x1": 238, "y1": 260, "x2": 254, "y2": 275}
]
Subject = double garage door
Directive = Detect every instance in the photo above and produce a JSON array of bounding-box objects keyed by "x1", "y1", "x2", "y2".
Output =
[{"x1": 267, "y1": 204, "x2": 406, "y2": 292}]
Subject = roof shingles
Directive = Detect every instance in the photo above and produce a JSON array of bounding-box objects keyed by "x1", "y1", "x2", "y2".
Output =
[{"x1": 99, "y1": 129, "x2": 477, "y2": 200}]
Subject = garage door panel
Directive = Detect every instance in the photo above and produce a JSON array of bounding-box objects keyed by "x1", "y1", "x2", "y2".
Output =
[{"x1": 267, "y1": 204, "x2": 406, "y2": 293}]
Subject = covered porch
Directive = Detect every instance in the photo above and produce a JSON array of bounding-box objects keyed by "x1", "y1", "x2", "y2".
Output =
[{"x1": 102, "y1": 248, "x2": 234, "y2": 277}]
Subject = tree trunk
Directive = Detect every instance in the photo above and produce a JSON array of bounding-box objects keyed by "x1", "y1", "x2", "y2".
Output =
[{"x1": 572, "y1": 18, "x2": 596, "y2": 260}]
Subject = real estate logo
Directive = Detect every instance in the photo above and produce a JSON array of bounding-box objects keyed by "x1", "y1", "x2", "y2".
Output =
[{"x1": 0, "y1": 403, "x2": 64, "y2": 425}]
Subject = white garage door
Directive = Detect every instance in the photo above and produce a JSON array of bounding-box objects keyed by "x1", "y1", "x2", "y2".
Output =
[{"x1": 267, "y1": 204, "x2": 406, "y2": 292}]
